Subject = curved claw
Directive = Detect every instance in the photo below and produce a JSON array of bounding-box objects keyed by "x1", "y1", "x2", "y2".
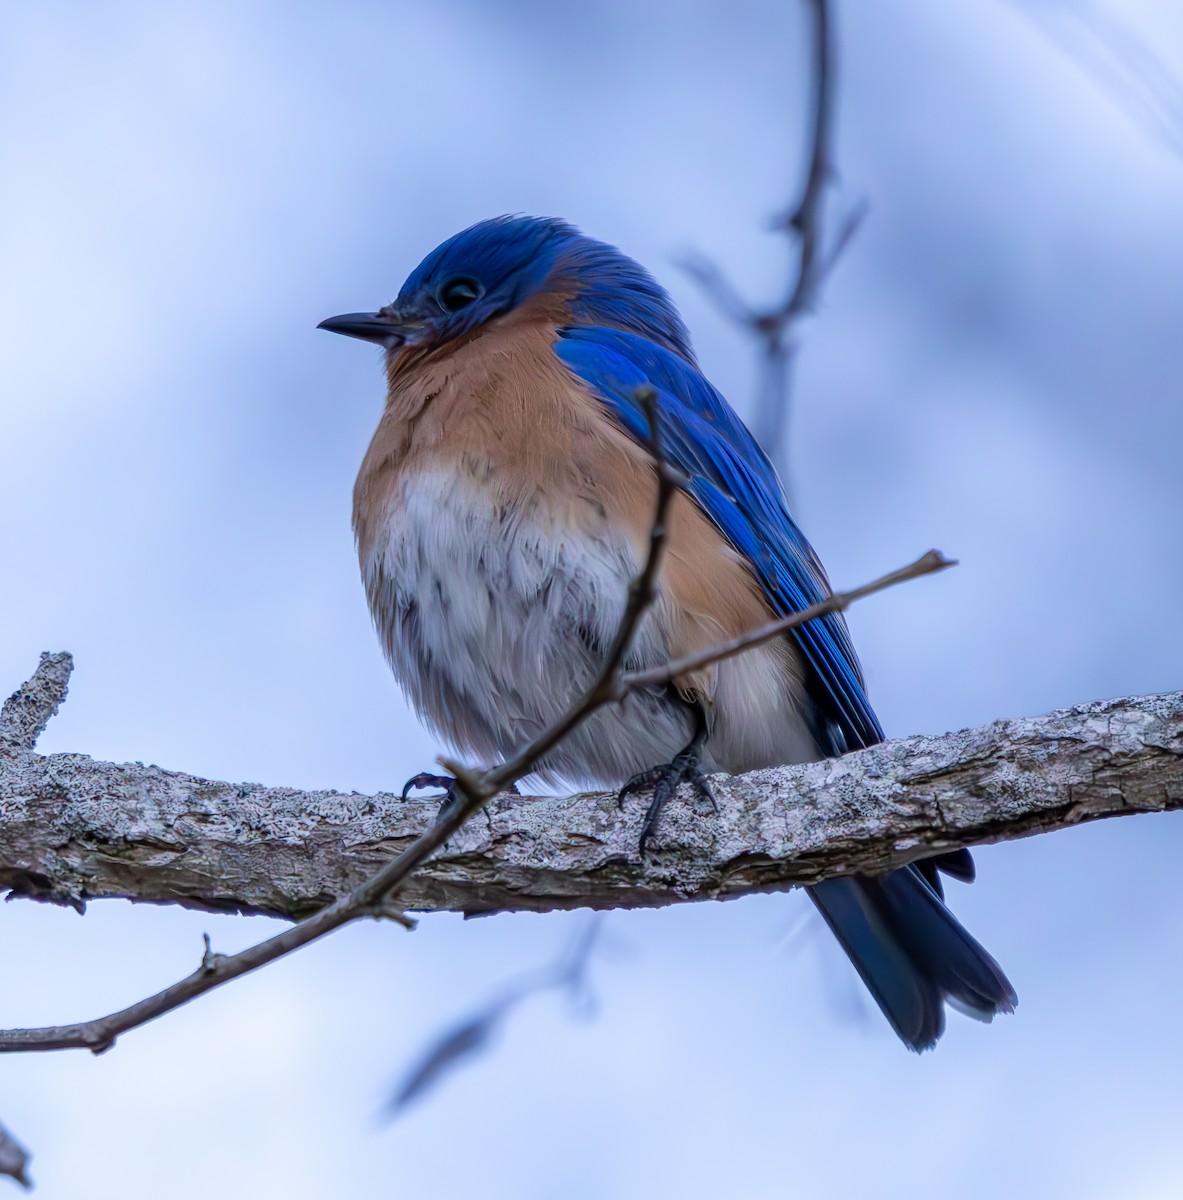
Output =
[
  {"x1": 616, "y1": 768, "x2": 660, "y2": 809},
  {"x1": 400, "y1": 772, "x2": 456, "y2": 802},
  {"x1": 617, "y1": 706, "x2": 715, "y2": 854}
]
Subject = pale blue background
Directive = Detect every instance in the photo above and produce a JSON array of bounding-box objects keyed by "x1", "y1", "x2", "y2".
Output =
[{"x1": 2, "y1": 2, "x2": 1182, "y2": 1196}]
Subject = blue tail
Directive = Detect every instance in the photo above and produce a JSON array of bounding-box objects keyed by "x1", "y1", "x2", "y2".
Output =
[{"x1": 809, "y1": 861, "x2": 1017, "y2": 1052}]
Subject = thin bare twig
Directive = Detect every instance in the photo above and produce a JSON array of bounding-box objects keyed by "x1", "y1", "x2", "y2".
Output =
[
  {"x1": 447, "y1": 387, "x2": 682, "y2": 799},
  {"x1": 617, "y1": 550, "x2": 952, "y2": 695},
  {"x1": 0, "y1": 371, "x2": 953, "y2": 1059},
  {"x1": 0, "y1": 387, "x2": 680, "y2": 1057},
  {"x1": 0, "y1": 540, "x2": 953, "y2": 1055}
]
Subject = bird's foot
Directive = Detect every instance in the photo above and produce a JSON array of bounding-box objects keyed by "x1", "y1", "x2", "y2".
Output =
[
  {"x1": 400, "y1": 770, "x2": 520, "y2": 823},
  {"x1": 400, "y1": 772, "x2": 455, "y2": 802},
  {"x1": 617, "y1": 739, "x2": 716, "y2": 855},
  {"x1": 399, "y1": 771, "x2": 464, "y2": 823}
]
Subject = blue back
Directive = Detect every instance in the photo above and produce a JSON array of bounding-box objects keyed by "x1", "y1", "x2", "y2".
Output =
[{"x1": 554, "y1": 327, "x2": 885, "y2": 753}]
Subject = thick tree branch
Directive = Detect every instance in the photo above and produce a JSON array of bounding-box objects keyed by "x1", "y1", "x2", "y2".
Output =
[{"x1": 3, "y1": 659, "x2": 1179, "y2": 922}]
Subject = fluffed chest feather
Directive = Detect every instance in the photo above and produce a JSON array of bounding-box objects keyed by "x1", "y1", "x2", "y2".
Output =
[{"x1": 358, "y1": 463, "x2": 699, "y2": 786}]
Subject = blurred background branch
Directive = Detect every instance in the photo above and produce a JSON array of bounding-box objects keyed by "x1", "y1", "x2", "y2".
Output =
[
  {"x1": 0, "y1": 1123, "x2": 30, "y2": 1190},
  {"x1": 387, "y1": 917, "x2": 601, "y2": 1116},
  {"x1": 678, "y1": 0, "x2": 866, "y2": 476},
  {"x1": 0, "y1": 1124, "x2": 31, "y2": 1191}
]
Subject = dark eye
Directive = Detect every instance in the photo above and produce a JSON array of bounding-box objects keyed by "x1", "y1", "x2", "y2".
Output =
[{"x1": 439, "y1": 278, "x2": 481, "y2": 312}]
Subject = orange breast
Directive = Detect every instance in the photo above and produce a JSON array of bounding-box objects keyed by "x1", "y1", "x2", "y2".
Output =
[{"x1": 352, "y1": 306, "x2": 820, "y2": 778}]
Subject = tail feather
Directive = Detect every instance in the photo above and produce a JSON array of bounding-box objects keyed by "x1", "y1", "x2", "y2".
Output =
[
  {"x1": 810, "y1": 866, "x2": 1016, "y2": 1052},
  {"x1": 915, "y1": 847, "x2": 975, "y2": 896}
]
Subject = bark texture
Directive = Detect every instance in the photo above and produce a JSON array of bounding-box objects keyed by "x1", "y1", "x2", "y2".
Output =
[{"x1": 2, "y1": 654, "x2": 1180, "y2": 919}]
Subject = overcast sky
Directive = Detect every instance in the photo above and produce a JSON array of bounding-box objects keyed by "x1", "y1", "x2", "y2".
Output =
[{"x1": 2, "y1": 2, "x2": 1182, "y2": 1197}]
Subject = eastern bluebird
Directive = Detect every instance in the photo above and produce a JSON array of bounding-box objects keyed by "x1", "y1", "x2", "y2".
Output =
[{"x1": 319, "y1": 215, "x2": 1016, "y2": 1051}]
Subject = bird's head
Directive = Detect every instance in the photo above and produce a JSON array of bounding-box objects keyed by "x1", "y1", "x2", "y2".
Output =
[{"x1": 318, "y1": 215, "x2": 695, "y2": 364}]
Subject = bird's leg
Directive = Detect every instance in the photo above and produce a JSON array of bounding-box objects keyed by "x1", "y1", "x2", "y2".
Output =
[{"x1": 617, "y1": 701, "x2": 716, "y2": 853}]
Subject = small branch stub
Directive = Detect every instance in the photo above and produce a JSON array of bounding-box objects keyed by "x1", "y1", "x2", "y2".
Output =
[{"x1": 0, "y1": 652, "x2": 73, "y2": 756}]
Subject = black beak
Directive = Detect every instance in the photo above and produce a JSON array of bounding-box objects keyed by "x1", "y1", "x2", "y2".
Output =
[{"x1": 316, "y1": 311, "x2": 411, "y2": 349}]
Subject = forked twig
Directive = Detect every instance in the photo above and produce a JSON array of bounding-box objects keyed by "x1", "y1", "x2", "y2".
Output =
[
  {"x1": 0, "y1": 350, "x2": 954, "y2": 1067},
  {"x1": 0, "y1": 387, "x2": 682, "y2": 1055},
  {"x1": 0, "y1": 544, "x2": 949, "y2": 1055}
]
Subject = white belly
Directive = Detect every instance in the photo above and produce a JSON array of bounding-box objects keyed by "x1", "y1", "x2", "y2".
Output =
[{"x1": 361, "y1": 468, "x2": 699, "y2": 786}]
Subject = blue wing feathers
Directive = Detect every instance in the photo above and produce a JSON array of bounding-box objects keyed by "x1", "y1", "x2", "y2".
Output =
[
  {"x1": 554, "y1": 326, "x2": 885, "y2": 751},
  {"x1": 554, "y1": 323, "x2": 1016, "y2": 1051}
]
